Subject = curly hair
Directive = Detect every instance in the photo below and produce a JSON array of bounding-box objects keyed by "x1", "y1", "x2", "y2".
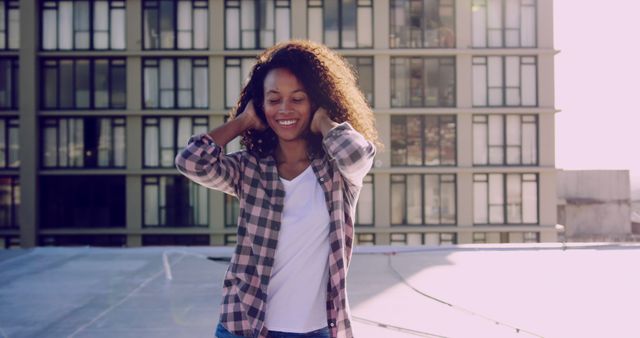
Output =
[{"x1": 229, "y1": 39, "x2": 382, "y2": 158}]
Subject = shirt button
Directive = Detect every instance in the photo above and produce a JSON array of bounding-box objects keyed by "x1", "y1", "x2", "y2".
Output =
[
  {"x1": 319, "y1": 177, "x2": 325, "y2": 182},
  {"x1": 329, "y1": 322, "x2": 335, "y2": 327}
]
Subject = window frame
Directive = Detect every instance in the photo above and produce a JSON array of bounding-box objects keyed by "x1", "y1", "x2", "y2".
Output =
[
  {"x1": 390, "y1": 173, "x2": 457, "y2": 226},
  {"x1": 142, "y1": 57, "x2": 209, "y2": 109},
  {"x1": 471, "y1": 0, "x2": 537, "y2": 48},
  {"x1": 389, "y1": 0, "x2": 456, "y2": 49},
  {"x1": 41, "y1": 57, "x2": 127, "y2": 110},
  {"x1": 142, "y1": 116, "x2": 209, "y2": 168},
  {"x1": 224, "y1": 0, "x2": 291, "y2": 50},
  {"x1": 472, "y1": 55, "x2": 538, "y2": 107},
  {"x1": 389, "y1": 232, "x2": 457, "y2": 245},
  {"x1": 344, "y1": 56, "x2": 375, "y2": 106},
  {"x1": 472, "y1": 114, "x2": 538, "y2": 166},
  {"x1": 391, "y1": 114, "x2": 457, "y2": 167},
  {"x1": 390, "y1": 56, "x2": 456, "y2": 108},
  {"x1": 40, "y1": 116, "x2": 126, "y2": 169},
  {"x1": 0, "y1": 117, "x2": 19, "y2": 168},
  {"x1": 0, "y1": 0, "x2": 19, "y2": 50},
  {"x1": 0, "y1": 57, "x2": 18, "y2": 110},
  {"x1": 306, "y1": 0, "x2": 374, "y2": 49},
  {"x1": 0, "y1": 175, "x2": 19, "y2": 229},
  {"x1": 41, "y1": 0, "x2": 126, "y2": 51},
  {"x1": 473, "y1": 173, "x2": 539, "y2": 225},
  {"x1": 142, "y1": 175, "x2": 209, "y2": 228},
  {"x1": 142, "y1": 0, "x2": 209, "y2": 50}
]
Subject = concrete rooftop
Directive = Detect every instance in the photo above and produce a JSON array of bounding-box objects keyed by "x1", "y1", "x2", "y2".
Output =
[{"x1": 1, "y1": 243, "x2": 639, "y2": 338}]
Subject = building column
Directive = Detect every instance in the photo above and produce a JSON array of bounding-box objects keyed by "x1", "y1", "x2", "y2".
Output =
[{"x1": 18, "y1": 0, "x2": 39, "y2": 247}]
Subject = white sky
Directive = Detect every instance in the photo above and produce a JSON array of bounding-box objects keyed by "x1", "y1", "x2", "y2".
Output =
[{"x1": 554, "y1": 1, "x2": 640, "y2": 186}]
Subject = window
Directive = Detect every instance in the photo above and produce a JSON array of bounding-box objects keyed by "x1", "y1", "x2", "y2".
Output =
[
  {"x1": 40, "y1": 235, "x2": 126, "y2": 247},
  {"x1": 42, "y1": 0, "x2": 125, "y2": 50},
  {"x1": 472, "y1": 56, "x2": 537, "y2": 107},
  {"x1": 391, "y1": 57, "x2": 455, "y2": 107},
  {"x1": 0, "y1": 117, "x2": 18, "y2": 168},
  {"x1": 143, "y1": 175, "x2": 208, "y2": 228},
  {"x1": 225, "y1": 57, "x2": 256, "y2": 108},
  {"x1": 225, "y1": 234, "x2": 237, "y2": 246},
  {"x1": 1, "y1": 235, "x2": 19, "y2": 248},
  {"x1": 0, "y1": 176, "x2": 19, "y2": 229},
  {"x1": 225, "y1": 0, "x2": 290, "y2": 49},
  {"x1": 355, "y1": 233, "x2": 375, "y2": 246},
  {"x1": 42, "y1": 58, "x2": 126, "y2": 109},
  {"x1": 472, "y1": 0, "x2": 536, "y2": 48},
  {"x1": 142, "y1": 235, "x2": 209, "y2": 246},
  {"x1": 40, "y1": 175, "x2": 126, "y2": 228},
  {"x1": 391, "y1": 115, "x2": 456, "y2": 166},
  {"x1": 143, "y1": 0, "x2": 208, "y2": 50},
  {"x1": 473, "y1": 173, "x2": 538, "y2": 224},
  {"x1": 225, "y1": 194, "x2": 239, "y2": 228},
  {"x1": 473, "y1": 114, "x2": 537, "y2": 165},
  {"x1": 0, "y1": 58, "x2": 18, "y2": 109},
  {"x1": 307, "y1": 0, "x2": 373, "y2": 49},
  {"x1": 143, "y1": 58, "x2": 208, "y2": 109},
  {"x1": 390, "y1": 0, "x2": 454, "y2": 48},
  {"x1": 41, "y1": 116, "x2": 126, "y2": 168},
  {"x1": 473, "y1": 231, "x2": 538, "y2": 243},
  {"x1": 0, "y1": 1, "x2": 19, "y2": 50},
  {"x1": 143, "y1": 116, "x2": 208, "y2": 168},
  {"x1": 355, "y1": 174, "x2": 374, "y2": 226},
  {"x1": 344, "y1": 56, "x2": 374, "y2": 105},
  {"x1": 390, "y1": 232, "x2": 456, "y2": 245},
  {"x1": 391, "y1": 174, "x2": 456, "y2": 225}
]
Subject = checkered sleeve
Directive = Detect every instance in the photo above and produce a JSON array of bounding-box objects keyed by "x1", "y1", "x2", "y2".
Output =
[
  {"x1": 174, "y1": 132, "x2": 243, "y2": 197},
  {"x1": 322, "y1": 121, "x2": 376, "y2": 187}
]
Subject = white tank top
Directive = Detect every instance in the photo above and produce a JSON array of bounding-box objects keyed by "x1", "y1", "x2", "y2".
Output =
[{"x1": 264, "y1": 165, "x2": 331, "y2": 332}]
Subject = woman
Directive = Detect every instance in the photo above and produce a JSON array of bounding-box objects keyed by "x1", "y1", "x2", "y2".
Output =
[{"x1": 175, "y1": 40, "x2": 380, "y2": 338}]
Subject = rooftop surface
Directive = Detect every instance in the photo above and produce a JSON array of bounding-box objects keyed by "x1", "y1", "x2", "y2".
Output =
[{"x1": 1, "y1": 243, "x2": 638, "y2": 338}]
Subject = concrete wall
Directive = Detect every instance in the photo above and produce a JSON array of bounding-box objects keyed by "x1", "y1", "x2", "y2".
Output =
[{"x1": 557, "y1": 170, "x2": 631, "y2": 237}]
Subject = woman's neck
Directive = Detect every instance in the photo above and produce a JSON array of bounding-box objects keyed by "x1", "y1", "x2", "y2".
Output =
[{"x1": 275, "y1": 139, "x2": 309, "y2": 164}]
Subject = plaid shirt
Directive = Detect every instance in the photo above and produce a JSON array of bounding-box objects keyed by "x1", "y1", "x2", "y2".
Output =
[{"x1": 175, "y1": 122, "x2": 375, "y2": 338}]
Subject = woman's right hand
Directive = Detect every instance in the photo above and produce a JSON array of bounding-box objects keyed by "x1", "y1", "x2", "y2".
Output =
[{"x1": 239, "y1": 100, "x2": 267, "y2": 131}]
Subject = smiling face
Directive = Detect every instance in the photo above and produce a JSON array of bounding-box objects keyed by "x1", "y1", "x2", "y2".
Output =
[{"x1": 262, "y1": 67, "x2": 313, "y2": 144}]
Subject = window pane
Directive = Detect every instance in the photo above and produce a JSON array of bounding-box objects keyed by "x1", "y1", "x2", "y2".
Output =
[
  {"x1": 144, "y1": 66, "x2": 158, "y2": 108},
  {"x1": 114, "y1": 124, "x2": 125, "y2": 166},
  {"x1": 160, "y1": 59, "x2": 174, "y2": 107},
  {"x1": 59, "y1": 61, "x2": 74, "y2": 108},
  {"x1": 406, "y1": 116, "x2": 422, "y2": 165},
  {"x1": 472, "y1": 2, "x2": 487, "y2": 47},
  {"x1": 472, "y1": 61, "x2": 487, "y2": 106},
  {"x1": 160, "y1": 118, "x2": 174, "y2": 166},
  {"x1": 193, "y1": 8, "x2": 208, "y2": 49},
  {"x1": 308, "y1": 7, "x2": 323, "y2": 43},
  {"x1": 391, "y1": 176, "x2": 405, "y2": 224},
  {"x1": 144, "y1": 125, "x2": 158, "y2": 166},
  {"x1": 43, "y1": 9, "x2": 58, "y2": 50},
  {"x1": 390, "y1": 116, "x2": 406, "y2": 166},
  {"x1": 357, "y1": 6, "x2": 372, "y2": 47},
  {"x1": 275, "y1": 7, "x2": 289, "y2": 44},
  {"x1": 424, "y1": 175, "x2": 439, "y2": 224},
  {"x1": 473, "y1": 118, "x2": 488, "y2": 165},
  {"x1": 93, "y1": 1, "x2": 109, "y2": 49},
  {"x1": 111, "y1": 63, "x2": 126, "y2": 108},
  {"x1": 97, "y1": 118, "x2": 111, "y2": 166},
  {"x1": 407, "y1": 175, "x2": 422, "y2": 224},
  {"x1": 194, "y1": 65, "x2": 208, "y2": 108},
  {"x1": 488, "y1": 174, "x2": 503, "y2": 223},
  {"x1": 424, "y1": 116, "x2": 439, "y2": 165},
  {"x1": 226, "y1": 8, "x2": 240, "y2": 49},
  {"x1": 94, "y1": 60, "x2": 109, "y2": 108},
  {"x1": 324, "y1": 0, "x2": 339, "y2": 47},
  {"x1": 506, "y1": 174, "x2": 522, "y2": 223},
  {"x1": 488, "y1": 115, "x2": 503, "y2": 164},
  {"x1": 522, "y1": 118, "x2": 537, "y2": 165},
  {"x1": 474, "y1": 177, "x2": 488, "y2": 224},
  {"x1": 225, "y1": 64, "x2": 240, "y2": 108},
  {"x1": 341, "y1": 0, "x2": 356, "y2": 48},
  {"x1": 177, "y1": 59, "x2": 192, "y2": 107},
  {"x1": 144, "y1": 6, "x2": 158, "y2": 49},
  {"x1": 523, "y1": 176, "x2": 538, "y2": 223},
  {"x1": 356, "y1": 176, "x2": 373, "y2": 225},
  {"x1": 177, "y1": 1, "x2": 192, "y2": 49},
  {"x1": 74, "y1": 1, "x2": 90, "y2": 49},
  {"x1": 111, "y1": 7, "x2": 126, "y2": 49},
  {"x1": 522, "y1": 62, "x2": 537, "y2": 106},
  {"x1": 441, "y1": 178, "x2": 456, "y2": 224},
  {"x1": 160, "y1": 0, "x2": 175, "y2": 49},
  {"x1": 59, "y1": 2, "x2": 73, "y2": 49},
  {"x1": 521, "y1": 5, "x2": 536, "y2": 47}
]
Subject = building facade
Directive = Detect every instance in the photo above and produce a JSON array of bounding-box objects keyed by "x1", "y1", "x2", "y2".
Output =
[{"x1": 1, "y1": 0, "x2": 557, "y2": 248}]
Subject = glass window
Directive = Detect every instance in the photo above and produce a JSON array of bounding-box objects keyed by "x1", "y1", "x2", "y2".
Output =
[
  {"x1": 355, "y1": 233, "x2": 375, "y2": 246},
  {"x1": 391, "y1": 115, "x2": 456, "y2": 166},
  {"x1": 225, "y1": 194, "x2": 239, "y2": 228},
  {"x1": 143, "y1": 175, "x2": 208, "y2": 228},
  {"x1": 225, "y1": 0, "x2": 290, "y2": 50},
  {"x1": 473, "y1": 114, "x2": 537, "y2": 165},
  {"x1": 391, "y1": 57, "x2": 455, "y2": 107},
  {"x1": 307, "y1": 0, "x2": 373, "y2": 49},
  {"x1": 143, "y1": 0, "x2": 208, "y2": 50},
  {"x1": 473, "y1": 173, "x2": 538, "y2": 224},
  {"x1": 41, "y1": 116, "x2": 126, "y2": 168},
  {"x1": 143, "y1": 116, "x2": 208, "y2": 168},
  {"x1": 355, "y1": 174, "x2": 374, "y2": 226},
  {"x1": 0, "y1": 176, "x2": 19, "y2": 229},
  {"x1": 142, "y1": 235, "x2": 209, "y2": 246},
  {"x1": 344, "y1": 56, "x2": 374, "y2": 105},
  {"x1": 143, "y1": 58, "x2": 208, "y2": 109},
  {"x1": 0, "y1": 57, "x2": 18, "y2": 109},
  {"x1": 472, "y1": 56, "x2": 537, "y2": 107},
  {"x1": 39, "y1": 235, "x2": 126, "y2": 247},
  {"x1": 472, "y1": 0, "x2": 536, "y2": 48},
  {"x1": 391, "y1": 174, "x2": 456, "y2": 225},
  {"x1": 225, "y1": 57, "x2": 256, "y2": 108},
  {"x1": 40, "y1": 175, "x2": 126, "y2": 228},
  {"x1": 225, "y1": 234, "x2": 237, "y2": 246},
  {"x1": 42, "y1": 58, "x2": 126, "y2": 109},
  {"x1": 0, "y1": 117, "x2": 19, "y2": 168},
  {"x1": 390, "y1": 232, "x2": 456, "y2": 245},
  {"x1": 42, "y1": 0, "x2": 125, "y2": 50},
  {"x1": 390, "y1": 0, "x2": 455, "y2": 48},
  {"x1": 0, "y1": 1, "x2": 19, "y2": 50}
]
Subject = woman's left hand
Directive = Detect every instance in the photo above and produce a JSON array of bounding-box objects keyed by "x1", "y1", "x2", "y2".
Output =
[{"x1": 310, "y1": 107, "x2": 338, "y2": 136}]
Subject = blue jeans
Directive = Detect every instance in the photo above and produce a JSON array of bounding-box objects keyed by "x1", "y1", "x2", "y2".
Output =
[{"x1": 215, "y1": 323, "x2": 330, "y2": 338}]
